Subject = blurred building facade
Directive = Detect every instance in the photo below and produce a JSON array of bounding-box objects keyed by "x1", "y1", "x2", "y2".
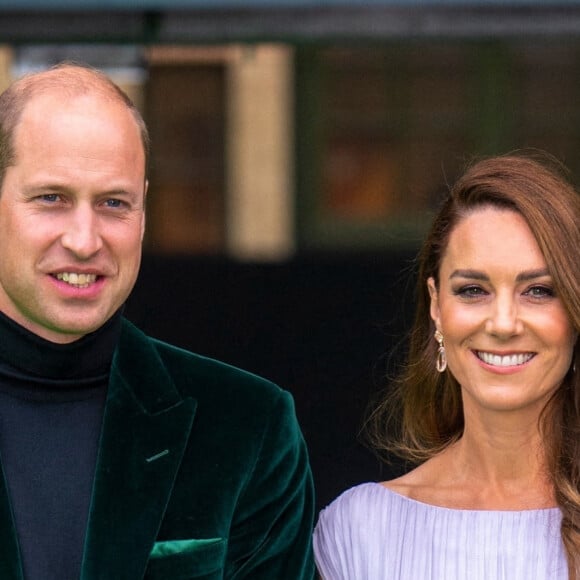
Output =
[
  {"x1": 1, "y1": 0, "x2": 580, "y2": 509},
  {"x1": 2, "y1": 1, "x2": 580, "y2": 261}
]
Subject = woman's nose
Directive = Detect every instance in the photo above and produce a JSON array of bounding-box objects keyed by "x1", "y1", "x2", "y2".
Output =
[{"x1": 484, "y1": 293, "x2": 523, "y2": 338}]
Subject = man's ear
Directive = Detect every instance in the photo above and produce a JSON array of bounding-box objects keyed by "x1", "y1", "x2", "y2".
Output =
[
  {"x1": 140, "y1": 180, "x2": 148, "y2": 241},
  {"x1": 427, "y1": 277, "x2": 441, "y2": 331}
]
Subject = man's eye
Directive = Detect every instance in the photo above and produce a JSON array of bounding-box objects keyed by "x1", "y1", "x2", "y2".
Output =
[
  {"x1": 40, "y1": 194, "x2": 59, "y2": 202},
  {"x1": 104, "y1": 199, "x2": 123, "y2": 208}
]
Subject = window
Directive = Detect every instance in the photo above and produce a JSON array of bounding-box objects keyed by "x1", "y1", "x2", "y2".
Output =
[
  {"x1": 145, "y1": 48, "x2": 227, "y2": 254},
  {"x1": 295, "y1": 42, "x2": 580, "y2": 250}
]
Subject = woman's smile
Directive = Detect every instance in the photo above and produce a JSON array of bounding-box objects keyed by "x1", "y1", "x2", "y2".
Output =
[{"x1": 474, "y1": 350, "x2": 535, "y2": 367}]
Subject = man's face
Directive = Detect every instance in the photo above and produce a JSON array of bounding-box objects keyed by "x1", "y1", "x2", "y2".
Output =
[{"x1": 0, "y1": 91, "x2": 147, "y2": 343}]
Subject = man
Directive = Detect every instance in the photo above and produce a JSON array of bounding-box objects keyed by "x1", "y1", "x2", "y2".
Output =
[{"x1": 0, "y1": 63, "x2": 314, "y2": 579}]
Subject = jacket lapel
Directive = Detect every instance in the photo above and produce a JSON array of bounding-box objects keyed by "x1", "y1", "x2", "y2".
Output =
[
  {"x1": 0, "y1": 464, "x2": 23, "y2": 579},
  {"x1": 80, "y1": 321, "x2": 196, "y2": 580}
]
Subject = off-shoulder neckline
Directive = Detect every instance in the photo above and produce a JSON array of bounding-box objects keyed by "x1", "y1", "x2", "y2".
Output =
[{"x1": 365, "y1": 482, "x2": 561, "y2": 514}]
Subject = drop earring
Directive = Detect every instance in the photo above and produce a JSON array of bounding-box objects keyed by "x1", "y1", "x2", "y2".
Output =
[{"x1": 434, "y1": 329, "x2": 447, "y2": 373}]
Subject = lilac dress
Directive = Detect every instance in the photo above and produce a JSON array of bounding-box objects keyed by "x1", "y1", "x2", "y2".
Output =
[{"x1": 314, "y1": 483, "x2": 567, "y2": 579}]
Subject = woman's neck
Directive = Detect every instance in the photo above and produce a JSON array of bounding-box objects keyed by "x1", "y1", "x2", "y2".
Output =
[
  {"x1": 444, "y1": 426, "x2": 553, "y2": 508},
  {"x1": 385, "y1": 411, "x2": 556, "y2": 510}
]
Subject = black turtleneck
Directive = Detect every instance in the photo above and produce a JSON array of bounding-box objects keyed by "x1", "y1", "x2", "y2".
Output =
[{"x1": 0, "y1": 310, "x2": 122, "y2": 580}]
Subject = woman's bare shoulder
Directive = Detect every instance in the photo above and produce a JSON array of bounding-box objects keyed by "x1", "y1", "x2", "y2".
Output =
[{"x1": 380, "y1": 453, "x2": 459, "y2": 506}]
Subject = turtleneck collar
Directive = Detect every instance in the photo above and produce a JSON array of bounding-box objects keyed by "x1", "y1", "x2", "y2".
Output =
[{"x1": 0, "y1": 309, "x2": 123, "y2": 382}]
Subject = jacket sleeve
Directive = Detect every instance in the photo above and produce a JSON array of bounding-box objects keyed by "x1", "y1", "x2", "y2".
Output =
[{"x1": 224, "y1": 390, "x2": 315, "y2": 580}]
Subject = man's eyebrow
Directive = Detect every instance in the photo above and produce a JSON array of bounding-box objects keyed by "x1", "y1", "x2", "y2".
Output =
[
  {"x1": 23, "y1": 184, "x2": 67, "y2": 194},
  {"x1": 23, "y1": 185, "x2": 136, "y2": 197},
  {"x1": 449, "y1": 268, "x2": 551, "y2": 282},
  {"x1": 99, "y1": 189, "x2": 135, "y2": 197}
]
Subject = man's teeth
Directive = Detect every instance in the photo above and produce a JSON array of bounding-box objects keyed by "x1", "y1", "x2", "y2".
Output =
[
  {"x1": 55, "y1": 273, "x2": 97, "y2": 288},
  {"x1": 477, "y1": 351, "x2": 534, "y2": 367}
]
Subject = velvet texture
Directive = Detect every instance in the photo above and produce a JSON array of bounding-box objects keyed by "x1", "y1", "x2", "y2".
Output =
[{"x1": 0, "y1": 319, "x2": 315, "y2": 579}]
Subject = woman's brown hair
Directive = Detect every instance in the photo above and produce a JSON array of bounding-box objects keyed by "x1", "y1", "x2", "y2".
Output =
[{"x1": 368, "y1": 152, "x2": 580, "y2": 574}]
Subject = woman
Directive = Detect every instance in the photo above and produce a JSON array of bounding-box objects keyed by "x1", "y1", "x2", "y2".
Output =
[{"x1": 314, "y1": 153, "x2": 580, "y2": 579}]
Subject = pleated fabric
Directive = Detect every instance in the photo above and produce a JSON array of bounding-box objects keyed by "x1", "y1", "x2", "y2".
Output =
[{"x1": 314, "y1": 482, "x2": 567, "y2": 580}]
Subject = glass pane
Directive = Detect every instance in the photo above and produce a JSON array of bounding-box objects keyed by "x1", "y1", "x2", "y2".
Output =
[
  {"x1": 146, "y1": 63, "x2": 225, "y2": 254},
  {"x1": 298, "y1": 41, "x2": 580, "y2": 250}
]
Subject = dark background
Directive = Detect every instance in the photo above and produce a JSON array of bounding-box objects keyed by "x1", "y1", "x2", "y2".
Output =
[{"x1": 125, "y1": 251, "x2": 417, "y2": 513}]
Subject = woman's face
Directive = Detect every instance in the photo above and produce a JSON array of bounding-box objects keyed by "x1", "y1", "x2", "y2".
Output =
[{"x1": 428, "y1": 207, "x2": 576, "y2": 417}]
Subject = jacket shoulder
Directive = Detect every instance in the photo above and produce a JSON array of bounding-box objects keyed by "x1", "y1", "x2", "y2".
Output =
[{"x1": 120, "y1": 318, "x2": 285, "y2": 409}]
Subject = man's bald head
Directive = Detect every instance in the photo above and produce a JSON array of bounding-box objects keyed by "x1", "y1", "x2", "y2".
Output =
[{"x1": 0, "y1": 62, "x2": 149, "y2": 193}]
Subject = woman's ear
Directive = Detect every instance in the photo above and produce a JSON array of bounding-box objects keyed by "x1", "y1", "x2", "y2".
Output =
[{"x1": 427, "y1": 277, "x2": 441, "y2": 331}]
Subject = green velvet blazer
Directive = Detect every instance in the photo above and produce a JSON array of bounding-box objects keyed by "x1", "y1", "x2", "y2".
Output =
[{"x1": 0, "y1": 319, "x2": 315, "y2": 579}]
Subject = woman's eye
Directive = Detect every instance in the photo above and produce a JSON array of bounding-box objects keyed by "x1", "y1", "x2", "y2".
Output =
[
  {"x1": 525, "y1": 285, "x2": 554, "y2": 298},
  {"x1": 455, "y1": 285, "x2": 487, "y2": 298}
]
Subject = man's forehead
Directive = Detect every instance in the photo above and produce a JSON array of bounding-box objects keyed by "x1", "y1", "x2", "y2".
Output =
[
  {"x1": 16, "y1": 91, "x2": 144, "y2": 155},
  {"x1": 22, "y1": 89, "x2": 118, "y2": 118}
]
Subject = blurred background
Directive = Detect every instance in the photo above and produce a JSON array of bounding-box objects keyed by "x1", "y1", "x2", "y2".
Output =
[{"x1": 2, "y1": 0, "x2": 580, "y2": 512}]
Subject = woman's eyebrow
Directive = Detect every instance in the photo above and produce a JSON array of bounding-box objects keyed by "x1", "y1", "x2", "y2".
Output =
[
  {"x1": 449, "y1": 268, "x2": 550, "y2": 282},
  {"x1": 515, "y1": 268, "x2": 551, "y2": 282},
  {"x1": 449, "y1": 269, "x2": 487, "y2": 281}
]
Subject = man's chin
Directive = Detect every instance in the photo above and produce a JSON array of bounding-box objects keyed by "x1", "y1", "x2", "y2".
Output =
[{"x1": 33, "y1": 313, "x2": 116, "y2": 344}]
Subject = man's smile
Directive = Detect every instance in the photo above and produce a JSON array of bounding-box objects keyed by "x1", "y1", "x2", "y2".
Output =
[{"x1": 53, "y1": 272, "x2": 99, "y2": 288}]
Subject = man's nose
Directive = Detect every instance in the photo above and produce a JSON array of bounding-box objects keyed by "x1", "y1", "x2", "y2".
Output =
[
  {"x1": 484, "y1": 293, "x2": 523, "y2": 338},
  {"x1": 60, "y1": 206, "x2": 103, "y2": 259}
]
